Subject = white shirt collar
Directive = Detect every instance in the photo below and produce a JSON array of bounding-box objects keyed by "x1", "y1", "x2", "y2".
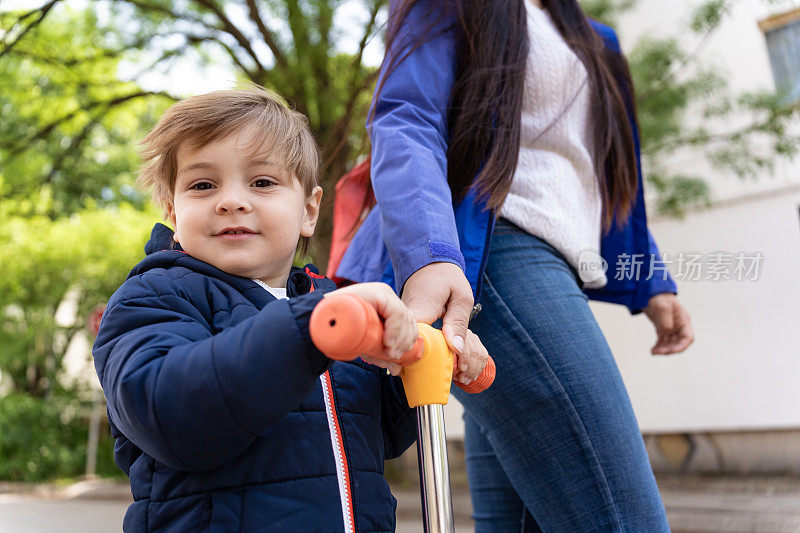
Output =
[{"x1": 252, "y1": 279, "x2": 288, "y2": 300}]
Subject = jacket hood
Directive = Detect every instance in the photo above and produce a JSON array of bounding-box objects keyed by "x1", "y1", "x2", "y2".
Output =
[{"x1": 131, "y1": 223, "x2": 335, "y2": 300}]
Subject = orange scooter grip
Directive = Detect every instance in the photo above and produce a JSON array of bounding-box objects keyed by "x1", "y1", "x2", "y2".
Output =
[{"x1": 309, "y1": 292, "x2": 423, "y2": 365}]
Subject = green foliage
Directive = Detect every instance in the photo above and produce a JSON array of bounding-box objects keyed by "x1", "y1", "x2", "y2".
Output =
[
  {"x1": 0, "y1": 5, "x2": 171, "y2": 218},
  {"x1": 580, "y1": 0, "x2": 637, "y2": 25},
  {"x1": 581, "y1": 0, "x2": 800, "y2": 217},
  {"x1": 1, "y1": 0, "x2": 386, "y2": 261},
  {"x1": 0, "y1": 203, "x2": 157, "y2": 395},
  {"x1": 648, "y1": 171, "x2": 712, "y2": 217},
  {"x1": 629, "y1": 37, "x2": 727, "y2": 158},
  {"x1": 0, "y1": 203, "x2": 155, "y2": 481},
  {"x1": 0, "y1": 393, "x2": 122, "y2": 481},
  {"x1": 690, "y1": 0, "x2": 731, "y2": 32}
]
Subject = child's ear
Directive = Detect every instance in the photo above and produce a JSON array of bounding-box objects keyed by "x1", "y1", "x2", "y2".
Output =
[
  {"x1": 166, "y1": 203, "x2": 179, "y2": 243},
  {"x1": 301, "y1": 186, "x2": 323, "y2": 238}
]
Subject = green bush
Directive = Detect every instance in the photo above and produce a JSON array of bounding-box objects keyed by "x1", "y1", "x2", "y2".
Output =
[
  {"x1": 0, "y1": 203, "x2": 157, "y2": 482},
  {"x1": 0, "y1": 393, "x2": 122, "y2": 482},
  {"x1": 0, "y1": 203, "x2": 156, "y2": 397}
]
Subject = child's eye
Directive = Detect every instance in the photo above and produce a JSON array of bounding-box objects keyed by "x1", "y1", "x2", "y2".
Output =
[
  {"x1": 252, "y1": 178, "x2": 274, "y2": 188},
  {"x1": 189, "y1": 181, "x2": 214, "y2": 191}
]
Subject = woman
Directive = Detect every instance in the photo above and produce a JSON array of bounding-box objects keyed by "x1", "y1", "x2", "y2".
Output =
[{"x1": 337, "y1": 0, "x2": 694, "y2": 530}]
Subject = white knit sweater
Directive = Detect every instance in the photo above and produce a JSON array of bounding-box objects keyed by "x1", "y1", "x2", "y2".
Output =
[{"x1": 498, "y1": 1, "x2": 607, "y2": 289}]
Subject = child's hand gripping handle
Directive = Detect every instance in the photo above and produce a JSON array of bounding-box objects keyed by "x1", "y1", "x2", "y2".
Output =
[
  {"x1": 309, "y1": 292, "x2": 495, "y2": 396},
  {"x1": 308, "y1": 292, "x2": 424, "y2": 365}
]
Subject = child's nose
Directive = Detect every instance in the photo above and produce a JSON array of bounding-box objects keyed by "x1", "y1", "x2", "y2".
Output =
[{"x1": 215, "y1": 186, "x2": 251, "y2": 214}]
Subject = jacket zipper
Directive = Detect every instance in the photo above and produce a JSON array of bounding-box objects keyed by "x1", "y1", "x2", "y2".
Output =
[{"x1": 320, "y1": 370, "x2": 355, "y2": 533}]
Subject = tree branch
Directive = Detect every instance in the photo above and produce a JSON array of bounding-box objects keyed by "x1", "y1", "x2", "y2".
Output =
[
  {"x1": 44, "y1": 114, "x2": 105, "y2": 188},
  {"x1": 352, "y1": 0, "x2": 385, "y2": 74},
  {"x1": 0, "y1": 0, "x2": 61, "y2": 60},
  {"x1": 322, "y1": 68, "x2": 379, "y2": 171},
  {"x1": 637, "y1": 8, "x2": 727, "y2": 106},
  {"x1": 310, "y1": 0, "x2": 333, "y2": 91},
  {"x1": 204, "y1": 35, "x2": 258, "y2": 80},
  {"x1": 244, "y1": 0, "x2": 287, "y2": 68},
  {"x1": 189, "y1": 0, "x2": 267, "y2": 74},
  {"x1": 112, "y1": 0, "x2": 250, "y2": 62},
  {"x1": 5, "y1": 32, "x2": 154, "y2": 68},
  {"x1": 648, "y1": 100, "x2": 800, "y2": 153},
  {"x1": 109, "y1": 0, "x2": 212, "y2": 30},
  {"x1": 4, "y1": 90, "x2": 175, "y2": 156}
]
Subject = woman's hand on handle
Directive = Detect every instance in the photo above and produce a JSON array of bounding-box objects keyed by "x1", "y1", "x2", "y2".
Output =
[
  {"x1": 643, "y1": 293, "x2": 694, "y2": 355},
  {"x1": 402, "y1": 261, "x2": 475, "y2": 359}
]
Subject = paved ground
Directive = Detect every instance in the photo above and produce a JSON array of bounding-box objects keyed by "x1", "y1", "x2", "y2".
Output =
[
  {"x1": 0, "y1": 491, "x2": 472, "y2": 533},
  {"x1": 2, "y1": 474, "x2": 800, "y2": 531},
  {"x1": 0, "y1": 496, "x2": 126, "y2": 533},
  {"x1": 0, "y1": 480, "x2": 473, "y2": 533},
  {"x1": 657, "y1": 473, "x2": 800, "y2": 532}
]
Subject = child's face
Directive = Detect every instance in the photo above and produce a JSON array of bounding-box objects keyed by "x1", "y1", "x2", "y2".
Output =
[{"x1": 168, "y1": 126, "x2": 322, "y2": 287}]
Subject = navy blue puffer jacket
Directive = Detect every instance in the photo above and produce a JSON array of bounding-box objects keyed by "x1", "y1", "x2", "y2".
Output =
[{"x1": 92, "y1": 224, "x2": 417, "y2": 532}]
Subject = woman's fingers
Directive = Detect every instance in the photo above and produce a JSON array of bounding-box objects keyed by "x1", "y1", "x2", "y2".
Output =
[
  {"x1": 645, "y1": 293, "x2": 695, "y2": 356},
  {"x1": 663, "y1": 307, "x2": 694, "y2": 354},
  {"x1": 651, "y1": 300, "x2": 695, "y2": 355},
  {"x1": 455, "y1": 338, "x2": 472, "y2": 385},
  {"x1": 455, "y1": 330, "x2": 489, "y2": 384}
]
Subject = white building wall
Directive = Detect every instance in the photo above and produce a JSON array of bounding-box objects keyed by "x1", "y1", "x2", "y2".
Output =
[{"x1": 595, "y1": 187, "x2": 800, "y2": 433}]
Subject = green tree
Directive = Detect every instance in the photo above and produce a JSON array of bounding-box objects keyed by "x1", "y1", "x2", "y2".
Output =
[
  {"x1": 0, "y1": 5, "x2": 166, "y2": 480},
  {"x1": 0, "y1": 203, "x2": 156, "y2": 481},
  {"x1": 0, "y1": 5, "x2": 172, "y2": 218},
  {"x1": 583, "y1": 0, "x2": 800, "y2": 216},
  {"x1": 1, "y1": 0, "x2": 385, "y2": 259},
  {"x1": 4, "y1": 0, "x2": 799, "y2": 234}
]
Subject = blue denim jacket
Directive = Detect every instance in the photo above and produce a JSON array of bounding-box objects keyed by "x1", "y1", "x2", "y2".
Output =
[{"x1": 337, "y1": 0, "x2": 677, "y2": 314}]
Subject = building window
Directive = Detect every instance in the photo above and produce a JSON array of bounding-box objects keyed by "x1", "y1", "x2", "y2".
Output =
[{"x1": 759, "y1": 7, "x2": 800, "y2": 104}]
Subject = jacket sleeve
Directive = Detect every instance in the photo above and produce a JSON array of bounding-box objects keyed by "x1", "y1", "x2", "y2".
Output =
[
  {"x1": 370, "y1": 0, "x2": 464, "y2": 292},
  {"x1": 92, "y1": 273, "x2": 330, "y2": 472},
  {"x1": 640, "y1": 227, "x2": 678, "y2": 305},
  {"x1": 380, "y1": 374, "x2": 417, "y2": 459}
]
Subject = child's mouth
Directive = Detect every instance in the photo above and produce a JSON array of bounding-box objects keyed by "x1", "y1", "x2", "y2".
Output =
[{"x1": 215, "y1": 228, "x2": 256, "y2": 239}]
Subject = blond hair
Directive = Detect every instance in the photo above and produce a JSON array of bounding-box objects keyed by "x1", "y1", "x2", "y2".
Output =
[{"x1": 138, "y1": 87, "x2": 320, "y2": 215}]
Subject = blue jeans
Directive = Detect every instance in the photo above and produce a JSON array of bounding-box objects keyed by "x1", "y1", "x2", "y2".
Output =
[{"x1": 451, "y1": 219, "x2": 669, "y2": 532}]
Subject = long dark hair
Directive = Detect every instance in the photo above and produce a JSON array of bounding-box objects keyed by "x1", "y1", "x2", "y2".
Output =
[{"x1": 377, "y1": 0, "x2": 640, "y2": 232}]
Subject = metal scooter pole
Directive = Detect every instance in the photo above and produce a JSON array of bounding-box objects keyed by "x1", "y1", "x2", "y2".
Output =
[{"x1": 417, "y1": 404, "x2": 454, "y2": 533}]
